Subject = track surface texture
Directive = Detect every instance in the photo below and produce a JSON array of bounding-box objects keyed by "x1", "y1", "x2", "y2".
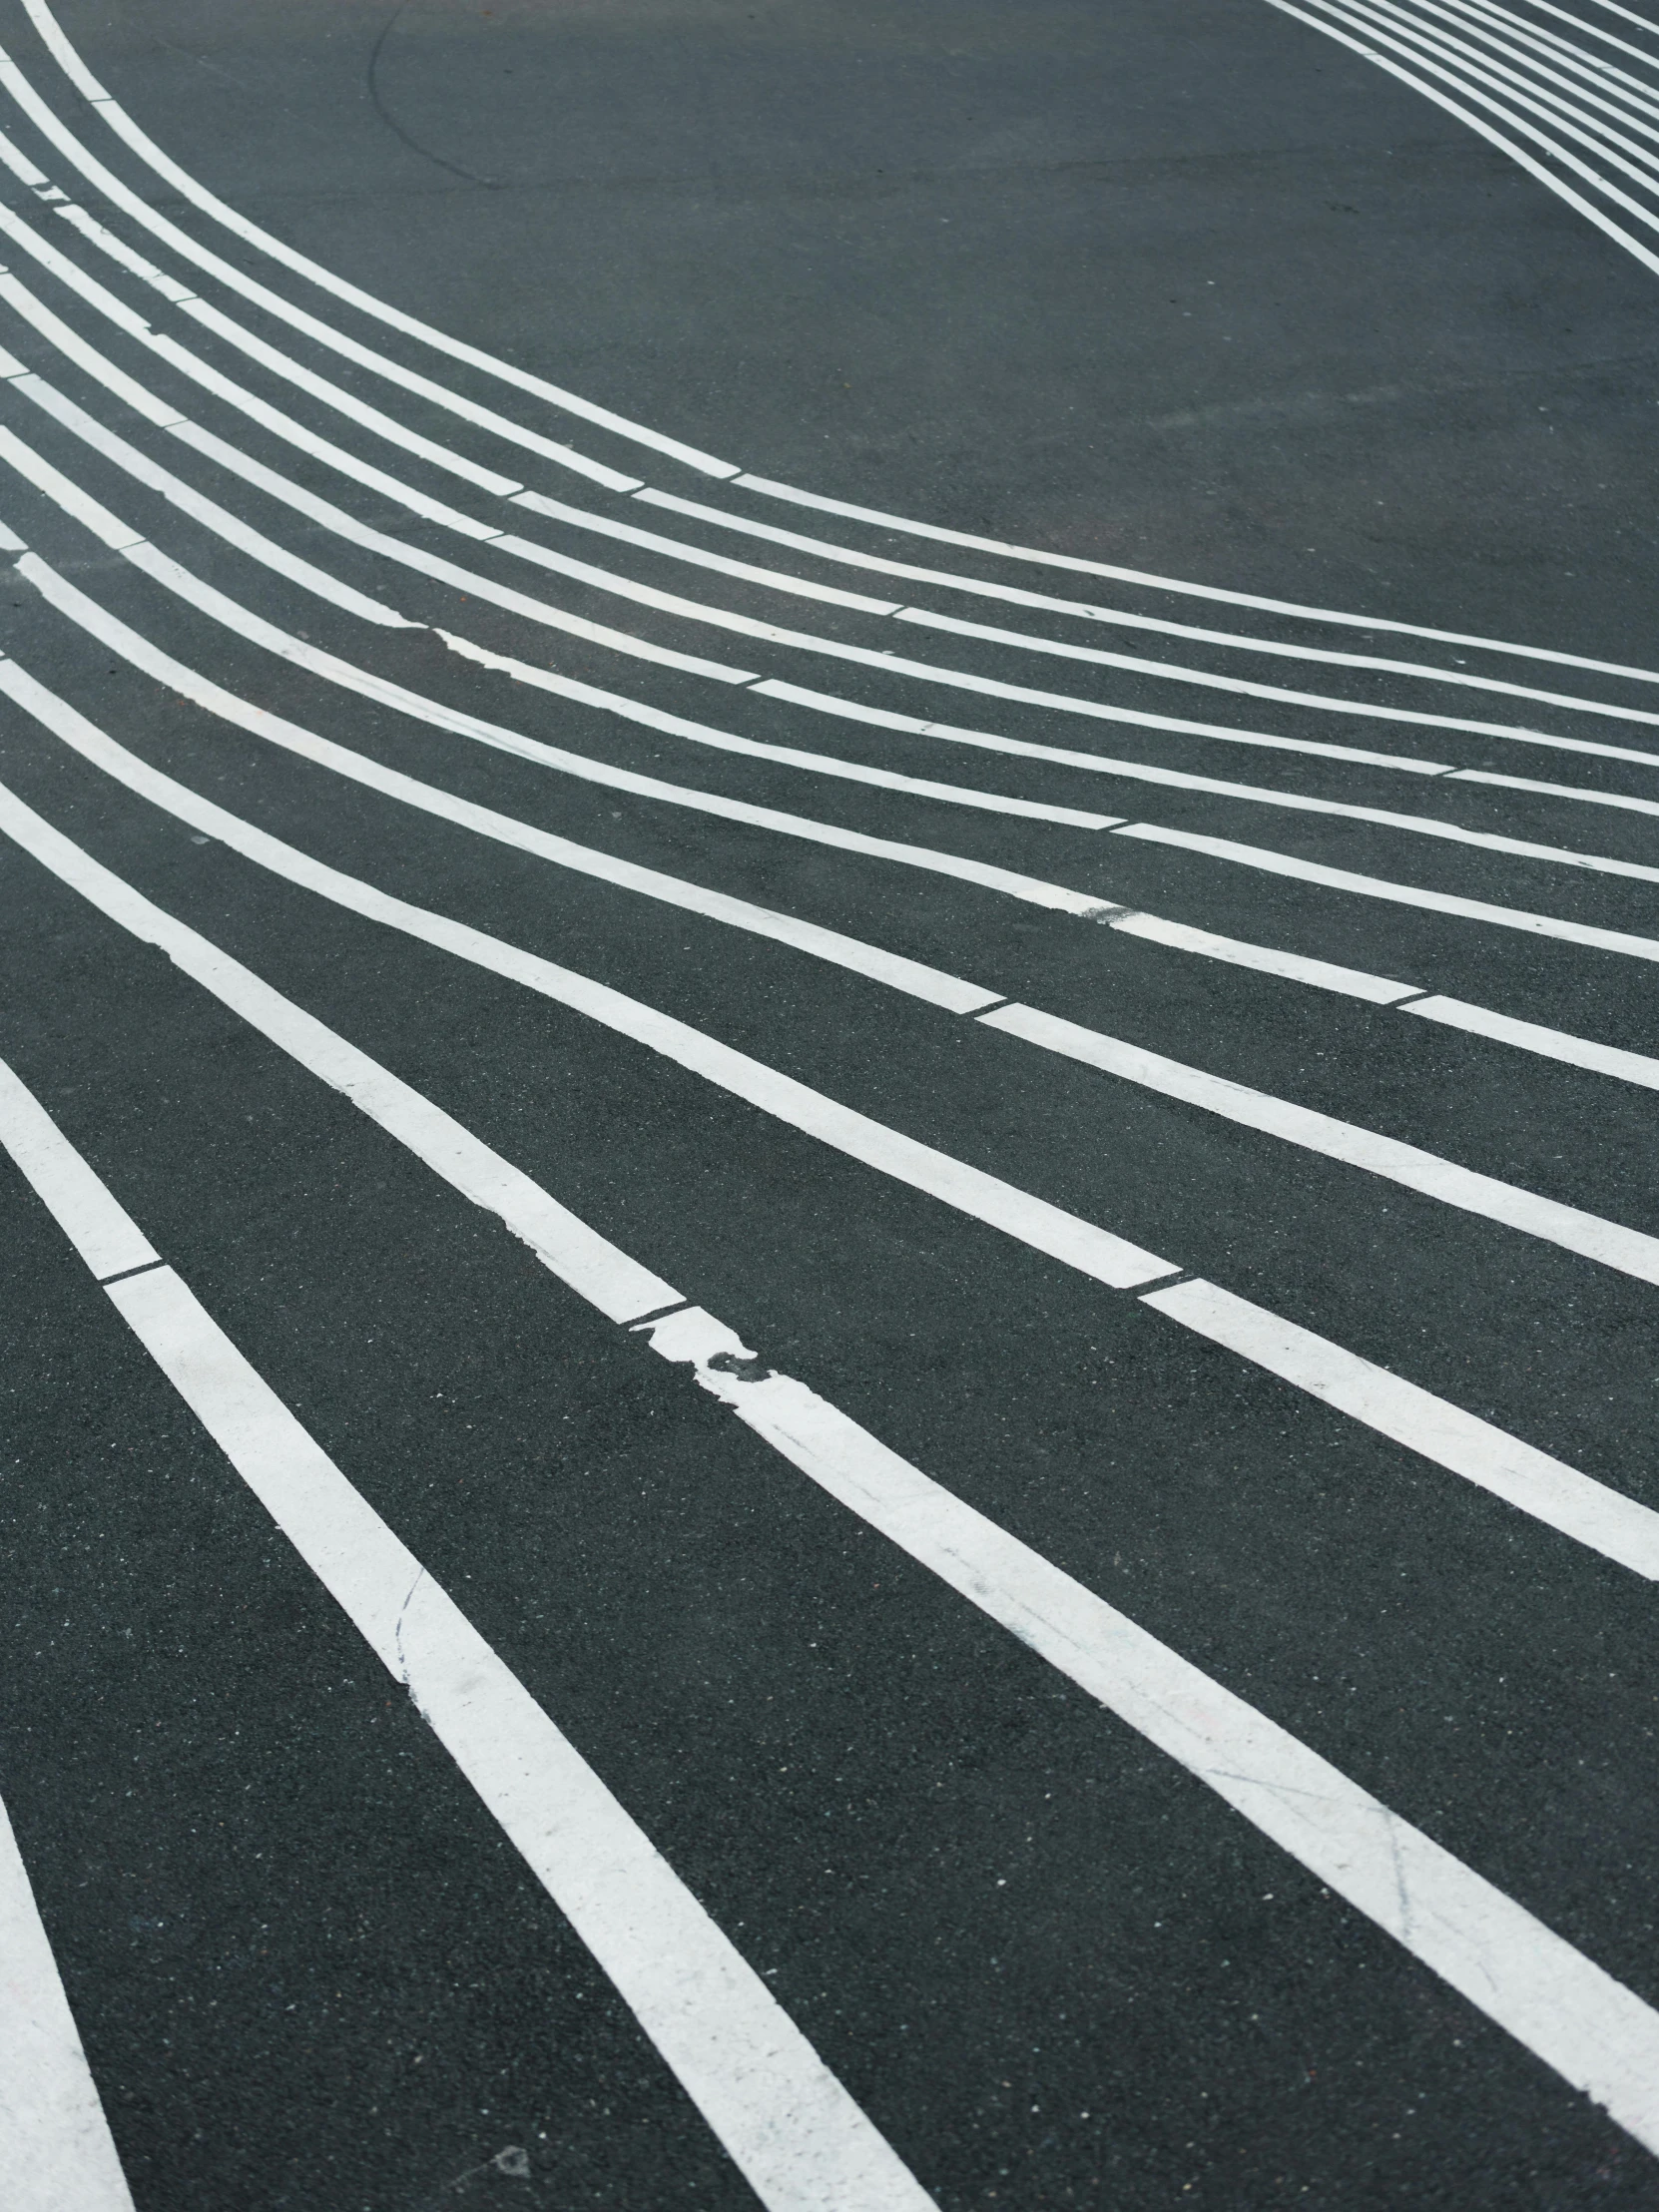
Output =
[{"x1": 4, "y1": 1, "x2": 1659, "y2": 2207}]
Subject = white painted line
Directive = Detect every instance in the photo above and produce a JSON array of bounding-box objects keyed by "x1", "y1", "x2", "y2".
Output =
[
  {"x1": 0, "y1": 260, "x2": 181, "y2": 427},
  {"x1": 9, "y1": 224, "x2": 1659, "y2": 818},
  {"x1": 19, "y1": 655, "x2": 1659, "y2": 1591},
  {"x1": 19, "y1": 438, "x2": 1659, "y2": 1092},
  {"x1": 731, "y1": 475, "x2": 1659, "y2": 681},
  {"x1": 980, "y1": 998, "x2": 1659, "y2": 1284},
  {"x1": 53, "y1": 199, "x2": 197, "y2": 302},
  {"x1": 0, "y1": 1055, "x2": 158, "y2": 1279},
  {"x1": 752, "y1": 679, "x2": 1659, "y2": 877},
  {"x1": 10, "y1": 833, "x2": 1659, "y2": 2162},
  {"x1": 14, "y1": 0, "x2": 742, "y2": 477},
  {"x1": 639, "y1": 486, "x2": 1659, "y2": 722},
  {"x1": 757, "y1": 671, "x2": 1659, "y2": 788},
  {"x1": 0, "y1": 444, "x2": 1117, "y2": 910},
  {"x1": 34, "y1": 550, "x2": 1659, "y2": 1270},
  {"x1": 0, "y1": 46, "x2": 647, "y2": 492},
  {"x1": 704, "y1": 1342, "x2": 1659, "y2": 2154},
  {"x1": 1261, "y1": 0, "x2": 1659, "y2": 278},
  {"x1": 19, "y1": 552, "x2": 1000, "y2": 1017},
  {"x1": 512, "y1": 489, "x2": 901, "y2": 614},
  {"x1": 10, "y1": 155, "x2": 1656, "y2": 757},
  {"x1": 1359, "y1": 0, "x2": 1659, "y2": 151},
  {"x1": 1402, "y1": 994, "x2": 1659, "y2": 1089},
  {"x1": 177, "y1": 291, "x2": 526, "y2": 498},
  {"x1": 1113, "y1": 821, "x2": 1659, "y2": 963},
  {"x1": 142, "y1": 330, "x2": 506, "y2": 538},
  {"x1": 1450, "y1": 766, "x2": 1659, "y2": 816},
  {"x1": 0, "y1": 1070, "x2": 933, "y2": 2212},
  {"x1": 1141, "y1": 1275, "x2": 1659, "y2": 1573},
  {"x1": 0, "y1": 788, "x2": 680, "y2": 1322},
  {"x1": 16, "y1": 423, "x2": 1659, "y2": 1102},
  {"x1": 9, "y1": 372, "x2": 412, "y2": 626},
  {"x1": 1106, "y1": 910, "x2": 1421, "y2": 1003},
  {"x1": 1410, "y1": 0, "x2": 1659, "y2": 131},
  {"x1": 1444, "y1": 0, "x2": 1659, "y2": 106},
  {"x1": 156, "y1": 417, "x2": 750, "y2": 680},
  {"x1": 1333, "y1": 0, "x2": 1659, "y2": 189},
  {"x1": 15, "y1": 0, "x2": 1659, "y2": 690},
  {"x1": 0, "y1": 722, "x2": 1172, "y2": 1294},
  {"x1": 0, "y1": 1784, "x2": 135, "y2": 2212},
  {"x1": 893, "y1": 598, "x2": 1659, "y2": 739},
  {"x1": 439, "y1": 629, "x2": 1122, "y2": 829}
]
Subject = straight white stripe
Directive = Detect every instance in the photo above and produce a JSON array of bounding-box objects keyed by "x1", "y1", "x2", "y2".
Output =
[
  {"x1": 979, "y1": 999, "x2": 1659, "y2": 1284},
  {"x1": 1114, "y1": 821, "x2": 1659, "y2": 961},
  {"x1": 0, "y1": 791, "x2": 679, "y2": 1323},
  {"x1": 705, "y1": 1341, "x2": 1659, "y2": 2149},
  {"x1": 0, "y1": 733, "x2": 1173, "y2": 1293},
  {"x1": 17, "y1": 0, "x2": 1659, "y2": 685},
  {"x1": 1450, "y1": 766, "x2": 1659, "y2": 816},
  {"x1": 0, "y1": 1073, "x2": 932, "y2": 2212},
  {"x1": 1402, "y1": 992, "x2": 1659, "y2": 1087},
  {"x1": 0, "y1": 1053, "x2": 157, "y2": 1278},
  {"x1": 0, "y1": 47, "x2": 647, "y2": 492},
  {"x1": 11, "y1": 1001, "x2": 1659, "y2": 2172},
  {"x1": 114, "y1": 1271, "x2": 934, "y2": 2212},
  {"x1": 1106, "y1": 909, "x2": 1421, "y2": 1002},
  {"x1": 0, "y1": 1787, "x2": 134, "y2": 2212},
  {"x1": 1140, "y1": 1276, "x2": 1659, "y2": 1575},
  {"x1": 17, "y1": 552, "x2": 999, "y2": 1017}
]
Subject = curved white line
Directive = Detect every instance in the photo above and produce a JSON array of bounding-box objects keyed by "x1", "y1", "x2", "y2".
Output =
[{"x1": 13, "y1": 0, "x2": 1657, "y2": 678}]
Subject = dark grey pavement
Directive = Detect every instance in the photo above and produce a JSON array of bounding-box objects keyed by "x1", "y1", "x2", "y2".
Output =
[{"x1": 4, "y1": 2, "x2": 1659, "y2": 2206}]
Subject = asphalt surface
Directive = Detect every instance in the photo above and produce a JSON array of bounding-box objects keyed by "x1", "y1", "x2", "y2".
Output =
[{"x1": 4, "y1": 0, "x2": 1659, "y2": 2206}]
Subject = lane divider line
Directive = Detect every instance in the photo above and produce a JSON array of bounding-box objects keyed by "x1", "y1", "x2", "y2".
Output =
[
  {"x1": 7, "y1": 676, "x2": 1659, "y2": 1585},
  {"x1": 26, "y1": 554, "x2": 1659, "y2": 1291},
  {"x1": 7, "y1": 928, "x2": 1659, "y2": 2160},
  {"x1": 21, "y1": 510, "x2": 1659, "y2": 1102},
  {"x1": 0, "y1": 1055, "x2": 938, "y2": 2212},
  {"x1": 17, "y1": 0, "x2": 1659, "y2": 693},
  {"x1": 0, "y1": 1779, "x2": 135, "y2": 2212}
]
